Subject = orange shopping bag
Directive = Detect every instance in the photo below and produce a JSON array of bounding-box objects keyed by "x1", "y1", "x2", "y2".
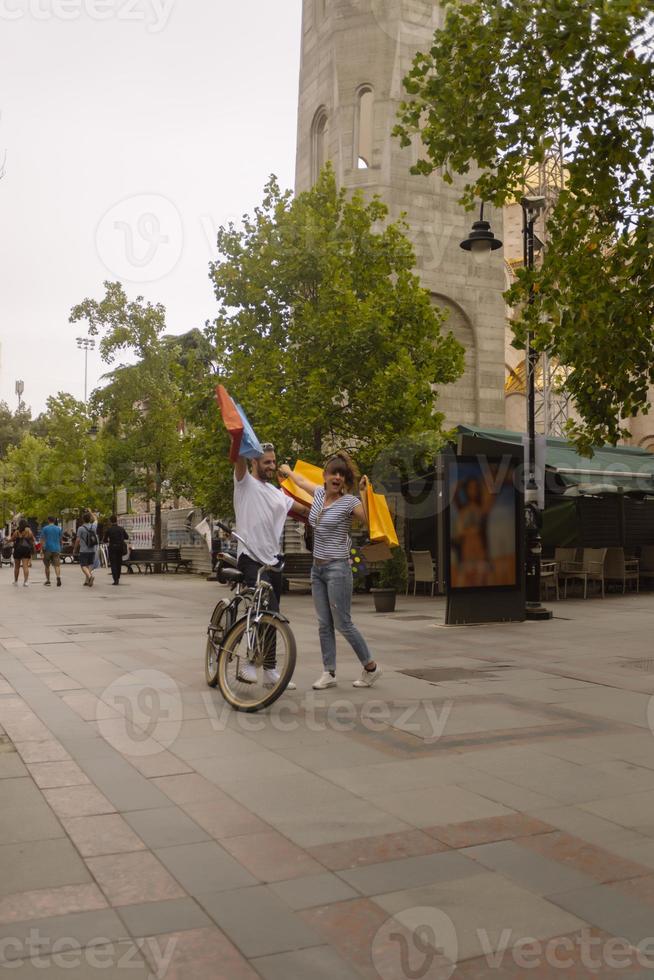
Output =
[
  {"x1": 215, "y1": 385, "x2": 243, "y2": 463},
  {"x1": 281, "y1": 460, "x2": 324, "y2": 508},
  {"x1": 365, "y1": 481, "x2": 399, "y2": 548}
]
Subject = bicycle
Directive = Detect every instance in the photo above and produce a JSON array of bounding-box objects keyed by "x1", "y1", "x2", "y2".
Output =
[{"x1": 204, "y1": 522, "x2": 297, "y2": 712}]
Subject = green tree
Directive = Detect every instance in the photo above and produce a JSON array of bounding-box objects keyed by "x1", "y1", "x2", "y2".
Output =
[
  {"x1": 70, "y1": 282, "x2": 189, "y2": 554},
  {"x1": 395, "y1": 0, "x2": 653, "y2": 453},
  {"x1": 197, "y1": 167, "x2": 464, "y2": 512},
  {"x1": 0, "y1": 401, "x2": 32, "y2": 458},
  {"x1": 1, "y1": 396, "x2": 110, "y2": 519}
]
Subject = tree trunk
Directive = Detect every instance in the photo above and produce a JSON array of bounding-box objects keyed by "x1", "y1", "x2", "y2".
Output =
[
  {"x1": 313, "y1": 426, "x2": 322, "y2": 457},
  {"x1": 153, "y1": 460, "x2": 162, "y2": 572}
]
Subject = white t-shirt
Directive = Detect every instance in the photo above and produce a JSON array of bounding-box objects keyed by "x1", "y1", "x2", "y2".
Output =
[{"x1": 234, "y1": 471, "x2": 294, "y2": 565}]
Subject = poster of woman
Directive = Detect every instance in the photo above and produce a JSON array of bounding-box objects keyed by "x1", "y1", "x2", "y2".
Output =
[{"x1": 448, "y1": 458, "x2": 518, "y2": 589}]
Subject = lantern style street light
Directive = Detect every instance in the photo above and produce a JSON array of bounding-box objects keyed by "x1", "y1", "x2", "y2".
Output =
[{"x1": 460, "y1": 200, "x2": 551, "y2": 620}]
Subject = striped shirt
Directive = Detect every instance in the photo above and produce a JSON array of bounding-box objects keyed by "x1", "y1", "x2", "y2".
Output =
[{"x1": 308, "y1": 487, "x2": 360, "y2": 560}]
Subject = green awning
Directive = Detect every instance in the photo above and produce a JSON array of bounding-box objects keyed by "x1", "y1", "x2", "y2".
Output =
[{"x1": 457, "y1": 425, "x2": 654, "y2": 493}]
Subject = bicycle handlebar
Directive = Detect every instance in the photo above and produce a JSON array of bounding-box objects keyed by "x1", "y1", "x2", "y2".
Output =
[{"x1": 214, "y1": 522, "x2": 283, "y2": 573}]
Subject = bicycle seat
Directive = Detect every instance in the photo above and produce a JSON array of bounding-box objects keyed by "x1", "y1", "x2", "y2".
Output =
[
  {"x1": 215, "y1": 552, "x2": 238, "y2": 569},
  {"x1": 217, "y1": 566, "x2": 244, "y2": 585}
]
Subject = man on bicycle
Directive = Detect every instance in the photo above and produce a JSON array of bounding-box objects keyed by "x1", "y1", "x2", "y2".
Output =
[{"x1": 234, "y1": 442, "x2": 309, "y2": 687}]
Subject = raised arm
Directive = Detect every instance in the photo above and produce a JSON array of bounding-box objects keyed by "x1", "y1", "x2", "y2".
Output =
[
  {"x1": 277, "y1": 464, "x2": 319, "y2": 498},
  {"x1": 234, "y1": 456, "x2": 248, "y2": 482}
]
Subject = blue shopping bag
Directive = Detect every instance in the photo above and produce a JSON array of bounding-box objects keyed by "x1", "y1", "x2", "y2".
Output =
[{"x1": 235, "y1": 403, "x2": 263, "y2": 459}]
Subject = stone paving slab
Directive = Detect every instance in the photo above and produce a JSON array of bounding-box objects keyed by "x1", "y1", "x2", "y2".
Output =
[{"x1": 3, "y1": 568, "x2": 654, "y2": 976}]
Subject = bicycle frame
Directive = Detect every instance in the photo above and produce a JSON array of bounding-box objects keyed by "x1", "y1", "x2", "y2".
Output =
[{"x1": 214, "y1": 523, "x2": 284, "y2": 663}]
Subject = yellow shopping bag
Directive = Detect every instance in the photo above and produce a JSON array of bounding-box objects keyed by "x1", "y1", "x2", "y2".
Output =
[
  {"x1": 281, "y1": 460, "x2": 324, "y2": 508},
  {"x1": 365, "y1": 482, "x2": 399, "y2": 548}
]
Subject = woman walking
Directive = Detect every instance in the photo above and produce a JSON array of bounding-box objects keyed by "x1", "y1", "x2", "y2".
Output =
[
  {"x1": 10, "y1": 520, "x2": 35, "y2": 587},
  {"x1": 73, "y1": 511, "x2": 99, "y2": 587},
  {"x1": 279, "y1": 454, "x2": 381, "y2": 690}
]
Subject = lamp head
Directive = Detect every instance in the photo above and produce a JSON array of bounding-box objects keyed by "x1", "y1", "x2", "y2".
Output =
[{"x1": 460, "y1": 219, "x2": 503, "y2": 263}]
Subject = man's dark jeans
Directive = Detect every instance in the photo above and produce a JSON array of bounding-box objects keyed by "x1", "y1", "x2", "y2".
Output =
[{"x1": 237, "y1": 553, "x2": 282, "y2": 668}]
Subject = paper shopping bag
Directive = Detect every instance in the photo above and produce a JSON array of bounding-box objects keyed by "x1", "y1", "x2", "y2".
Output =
[
  {"x1": 365, "y1": 482, "x2": 399, "y2": 548},
  {"x1": 281, "y1": 460, "x2": 324, "y2": 508},
  {"x1": 215, "y1": 385, "x2": 243, "y2": 462},
  {"x1": 234, "y1": 402, "x2": 263, "y2": 459},
  {"x1": 215, "y1": 386, "x2": 263, "y2": 461}
]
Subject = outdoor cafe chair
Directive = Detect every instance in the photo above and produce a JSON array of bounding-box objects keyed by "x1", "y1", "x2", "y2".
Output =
[
  {"x1": 409, "y1": 550, "x2": 436, "y2": 596},
  {"x1": 604, "y1": 547, "x2": 639, "y2": 594},
  {"x1": 540, "y1": 560, "x2": 559, "y2": 600},
  {"x1": 562, "y1": 547, "x2": 607, "y2": 599}
]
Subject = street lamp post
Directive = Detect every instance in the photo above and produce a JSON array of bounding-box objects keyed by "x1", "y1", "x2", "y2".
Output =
[
  {"x1": 76, "y1": 337, "x2": 96, "y2": 403},
  {"x1": 520, "y1": 196, "x2": 552, "y2": 621},
  {"x1": 460, "y1": 200, "x2": 551, "y2": 621}
]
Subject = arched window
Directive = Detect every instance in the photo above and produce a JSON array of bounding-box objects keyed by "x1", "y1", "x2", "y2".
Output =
[
  {"x1": 311, "y1": 107, "x2": 328, "y2": 183},
  {"x1": 355, "y1": 86, "x2": 374, "y2": 169}
]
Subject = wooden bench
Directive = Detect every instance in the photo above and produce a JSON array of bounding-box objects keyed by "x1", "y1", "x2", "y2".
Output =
[
  {"x1": 282, "y1": 553, "x2": 313, "y2": 593},
  {"x1": 122, "y1": 548, "x2": 157, "y2": 573},
  {"x1": 122, "y1": 547, "x2": 193, "y2": 574},
  {"x1": 164, "y1": 547, "x2": 192, "y2": 573}
]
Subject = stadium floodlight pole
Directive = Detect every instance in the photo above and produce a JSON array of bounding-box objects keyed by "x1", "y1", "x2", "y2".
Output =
[
  {"x1": 76, "y1": 337, "x2": 96, "y2": 403},
  {"x1": 15, "y1": 379, "x2": 24, "y2": 412}
]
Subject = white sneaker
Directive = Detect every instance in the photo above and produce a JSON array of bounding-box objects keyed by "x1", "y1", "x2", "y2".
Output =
[
  {"x1": 23, "y1": 582, "x2": 29, "y2": 588},
  {"x1": 237, "y1": 659, "x2": 257, "y2": 684},
  {"x1": 12, "y1": 581, "x2": 18, "y2": 587},
  {"x1": 263, "y1": 668, "x2": 296, "y2": 690},
  {"x1": 353, "y1": 665, "x2": 382, "y2": 687},
  {"x1": 312, "y1": 671, "x2": 337, "y2": 690}
]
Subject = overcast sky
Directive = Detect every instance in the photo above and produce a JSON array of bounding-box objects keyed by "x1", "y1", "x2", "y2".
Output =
[{"x1": 0, "y1": 0, "x2": 303, "y2": 414}]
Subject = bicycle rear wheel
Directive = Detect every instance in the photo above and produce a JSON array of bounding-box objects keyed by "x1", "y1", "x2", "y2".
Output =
[
  {"x1": 205, "y1": 598, "x2": 234, "y2": 687},
  {"x1": 217, "y1": 613, "x2": 296, "y2": 712}
]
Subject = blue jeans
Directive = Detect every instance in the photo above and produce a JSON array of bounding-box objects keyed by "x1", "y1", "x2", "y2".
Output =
[{"x1": 311, "y1": 559, "x2": 373, "y2": 672}]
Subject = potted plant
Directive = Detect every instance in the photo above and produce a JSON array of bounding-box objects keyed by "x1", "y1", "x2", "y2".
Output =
[{"x1": 371, "y1": 547, "x2": 408, "y2": 613}]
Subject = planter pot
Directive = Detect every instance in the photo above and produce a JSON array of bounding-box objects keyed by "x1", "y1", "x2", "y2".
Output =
[{"x1": 371, "y1": 588, "x2": 397, "y2": 613}]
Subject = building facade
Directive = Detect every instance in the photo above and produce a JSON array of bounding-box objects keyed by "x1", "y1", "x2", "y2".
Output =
[{"x1": 295, "y1": 0, "x2": 507, "y2": 429}]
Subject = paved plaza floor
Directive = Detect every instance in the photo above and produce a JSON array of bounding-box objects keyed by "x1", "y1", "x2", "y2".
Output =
[{"x1": 2, "y1": 563, "x2": 654, "y2": 977}]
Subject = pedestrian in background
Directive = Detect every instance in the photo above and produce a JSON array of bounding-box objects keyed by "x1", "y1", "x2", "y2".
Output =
[
  {"x1": 73, "y1": 511, "x2": 99, "y2": 587},
  {"x1": 40, "y1": 517, "x2": 63, "y2": 587},
  {"x1": 10, "y1": 519, "x2": 35, "y2": 588},
  {"x1": 103, "y1": 515, "x2": 129, "y2": 586}
]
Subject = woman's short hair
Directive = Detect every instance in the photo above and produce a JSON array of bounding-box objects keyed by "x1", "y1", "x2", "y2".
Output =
[
  {"x1": 18, "y1": 519, "x2": 28, "y2": 532},
  {"x1": 323, "y1": 452, "x2": 359, "y2": 493}
]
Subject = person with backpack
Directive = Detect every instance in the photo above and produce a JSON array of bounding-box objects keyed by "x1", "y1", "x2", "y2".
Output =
[
  {"x1": 10, "y1": 519, "x2": 36, "y2": 587},
  {"x1": 73, "y1": 511, "x2": 99, "y2": 587}
]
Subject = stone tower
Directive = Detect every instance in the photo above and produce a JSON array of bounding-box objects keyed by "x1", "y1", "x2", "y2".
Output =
[{"x1": 295, "y1": 0, "x2": 507, "y2": 428}]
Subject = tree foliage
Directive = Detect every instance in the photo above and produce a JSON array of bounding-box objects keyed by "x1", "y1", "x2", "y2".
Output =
[
  {"x1": 0, "y1": 401, "x2": 32, "y2": 458},
  {"x1": 70, "y1": 282, "x2": 190, "y2": 548},
  {"x1": 395, "y1": 0, "x2": 653, "y2": 453},
  {"x1": 197, "y1": 167, "x2": 463, "y2": 510},
  {"x1": 1, "y1": 395, "x2": 110, "y2": 519}
]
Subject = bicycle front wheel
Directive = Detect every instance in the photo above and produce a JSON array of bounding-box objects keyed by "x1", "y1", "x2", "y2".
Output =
[{"x1": 217, "y1": 613, "x2": 296, "y2": 712}]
